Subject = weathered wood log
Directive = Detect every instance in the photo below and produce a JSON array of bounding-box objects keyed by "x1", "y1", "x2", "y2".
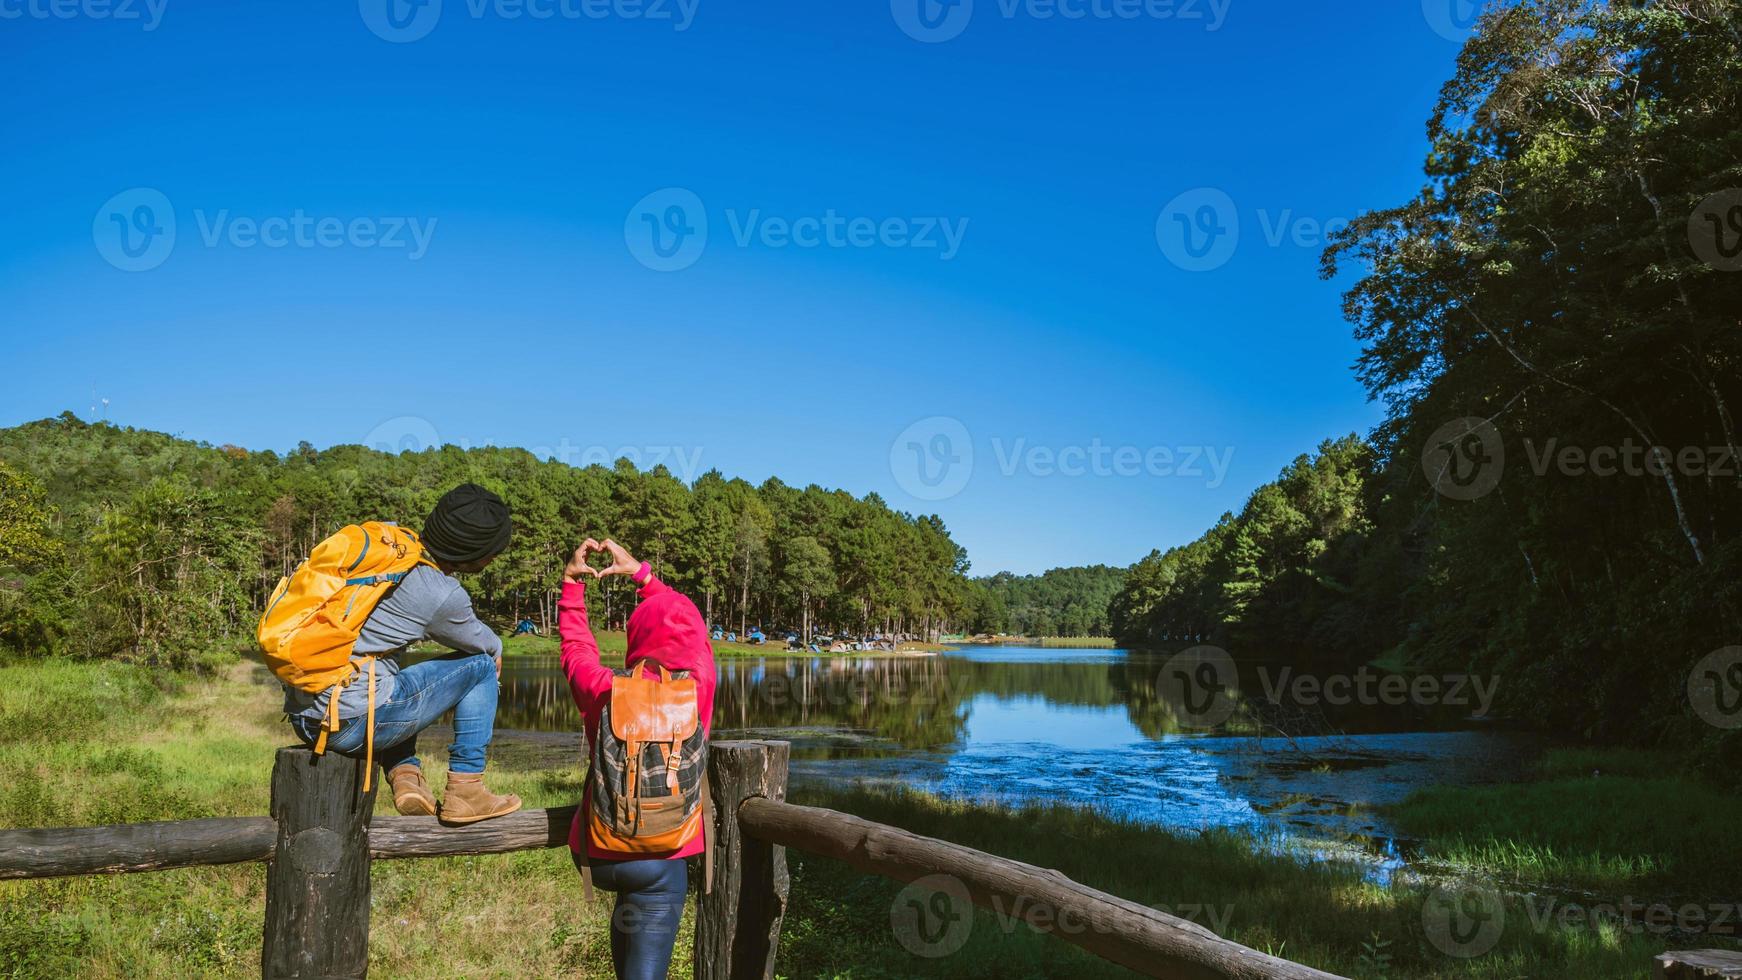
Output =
[
  {"x1": 695, "y1": 740, "x2": 791, "y2": 980},
  {"x1": 1657, "y1": 950, "x2": 1742, "y2": 980},
  {"x1": 369, "y1": 805, "x2": 578, "y2": 858},
  {"x1": 737, "y1": 797, "x2": 1346, "y2": 980},
  {"x1": 0, "y1": 816, "x2": 276, "y2": 879},
  {"x1": 262, "y1": 747, "x2": 375, "y2": 980}
]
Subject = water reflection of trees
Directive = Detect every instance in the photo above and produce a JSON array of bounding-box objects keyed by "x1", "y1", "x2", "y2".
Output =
[
  {"x1": 490, "y1": 651, "x2": 1468, "y2": 749},
  {"x1": 496, "y1": 654, "x2": 1163, "y2": 748}
]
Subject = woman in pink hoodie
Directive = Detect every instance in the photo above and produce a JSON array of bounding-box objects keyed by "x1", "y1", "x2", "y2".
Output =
[{"x1": 558, "y1": 538, "x2": 715, "y2": 980}]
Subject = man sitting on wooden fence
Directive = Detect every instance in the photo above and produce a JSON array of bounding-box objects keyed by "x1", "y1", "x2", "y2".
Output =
[{"x1": 263, "y1": 483, "x2": 522, "y2": 824}]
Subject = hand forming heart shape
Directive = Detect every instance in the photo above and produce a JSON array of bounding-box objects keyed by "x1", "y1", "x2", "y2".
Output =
[{"x1": 564, "y1": 538, "x2": 642, "y2": 583}]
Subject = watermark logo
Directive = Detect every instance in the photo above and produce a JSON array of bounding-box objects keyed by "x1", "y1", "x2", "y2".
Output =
[
  {"x1": 1, "y1": 0, "x2": 167, "y2": 30},
  {"x1": 1156, "y1": 187, "x2": 1237, "y2": 272},
  {"x1": 1423, "y1": 884, "x2": 1504, "y2": 958},
  {"x1": 1689, "y1": 646, "x2": 1742, "y2": 730},
  {"x1": 891, "y1": 0, "x2": 972, "y2": 42},
  {"x1": 94, "y1": 188, "x2": 176, "y2": 272},
  {"x1": 889, "y1": 421, "x2": 1233, "y2": 501},
  {"x1": 625, "y1": 188, "x2": 967, "y2": 268},
  {"x1": 359, "y1": 0, "x2": 443, "y2": 42},
  {"x1": 625, "y1": 188, "x2": 708, "y2": 272},
  {"x1": 1421, "y1": 417, "x2": 1503, "y2": 500},
  {"x1": 1689, "y1": 189, "x2": 1742, "y2": 272},
  {"x1": 1421, "y1": 0, "x2": 1481, "y2": 42},
  {"x1": 1154, "y1": 644, "x2": 1237, "y2": 728},
  {"x1": 95, "y1": 191, "x2": 436, "y2": 266},
  {"x1": 1156, "y1": 188, "x2": 1355, "y2": 271},
  {"x1": 364, "y1": 416, "x2": 442, "y2": 454},
  {"x1": 890, "y1": 873, "x2": 973, "y2": 957},
  {"x1": 891, "y1": 416, "x2": 974, "y2": 502}
]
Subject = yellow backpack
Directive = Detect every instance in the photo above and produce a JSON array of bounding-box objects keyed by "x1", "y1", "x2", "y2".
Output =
[{"x1": 258, "y1": 521, "x2": 435, "y2": 790}]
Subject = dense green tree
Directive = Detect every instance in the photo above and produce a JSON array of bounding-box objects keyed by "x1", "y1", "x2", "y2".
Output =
[
  {"x1": 971, "y1": 564, "x2": 1128, "y2": 637},
  {"x1": 0, "y1": 413, "x2": 980, "y2": 662},
  {"x1": 0, "y1": 462, "x2": 59, "y2": 570},
  {"x1": 1112, "y1": 0, "x2": 1742, "y2": 766},
  {"x1": 780, "y1": 535, "x2": 835, "y2": 642}
]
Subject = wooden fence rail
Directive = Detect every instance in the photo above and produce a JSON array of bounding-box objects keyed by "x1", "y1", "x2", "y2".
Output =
[
  {"x1": 0, "y1": 807, "x2": 587, "y2": 880},
  {"x1": 5, "y1": 739, "x2": 1692, "y2": 979}
]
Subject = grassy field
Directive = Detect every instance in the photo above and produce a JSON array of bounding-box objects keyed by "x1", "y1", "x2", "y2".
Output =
[
  {"x1": 1384, "y1": 747, "x2": 1742, "y2": 899},
  {"x1": 2, "y1": 659, "x2": 1735, "y2": 978},
  {"x1": 1036, "y1": 635, "x2": 1119, "y2": 648},
  {"x1": 958, "y1": 635, "x2": 1119, "y2": 648}
]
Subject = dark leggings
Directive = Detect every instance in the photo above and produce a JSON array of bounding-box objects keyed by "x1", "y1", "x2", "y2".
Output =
[{"x1": 574, "y1": 853, "x2": 687, "y2": 980}]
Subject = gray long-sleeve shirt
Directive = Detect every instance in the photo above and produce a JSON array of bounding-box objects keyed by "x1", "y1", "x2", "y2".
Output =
[{"x1": 282, "y1": 564, "x2": 503, "y2": 721}]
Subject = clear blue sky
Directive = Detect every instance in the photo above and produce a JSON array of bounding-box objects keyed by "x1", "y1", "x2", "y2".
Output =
[{"x1": 0, "y1": 0, "x2": 1475, "y2": 575}]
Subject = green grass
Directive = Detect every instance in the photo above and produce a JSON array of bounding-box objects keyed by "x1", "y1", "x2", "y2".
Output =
[
  {"x1": 1385, "y1": 748, "x2": 1741, "y2": 898},
  {"x1": 0, "y1": 658, "x2": 633, "y2": 979},
  {"x1": 1036, "y1": 635, "x2": 1118, "y2": 648},
  {"x1": 778, "y1": 786, "x2": 1713, "y2": 979},
  {"x1": 2, "y1": 661, "x2": 1733, "y2": 978}
]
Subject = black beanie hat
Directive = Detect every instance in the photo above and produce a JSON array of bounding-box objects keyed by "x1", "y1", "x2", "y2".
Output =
[{"x1": 421, "y1": 483, "x2": 513, "y2": 565}]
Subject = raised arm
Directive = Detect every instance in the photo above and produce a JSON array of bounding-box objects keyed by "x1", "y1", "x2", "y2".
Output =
[{"x1": 558, "y1": 543, "x2": 613, "y2": 712}]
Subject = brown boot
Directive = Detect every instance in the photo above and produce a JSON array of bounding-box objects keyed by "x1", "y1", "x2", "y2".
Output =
[
  {"x1": 387, "y1": 764, "x2": 437, "y2": 817},
  {"x1": 439, "y1": 771, "x2": 522, "y2": 825}
]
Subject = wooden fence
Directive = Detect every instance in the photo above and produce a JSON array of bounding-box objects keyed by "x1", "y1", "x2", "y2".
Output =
[{"x1": 6, "y1": 739, "x2": 1719, "y2": 979}]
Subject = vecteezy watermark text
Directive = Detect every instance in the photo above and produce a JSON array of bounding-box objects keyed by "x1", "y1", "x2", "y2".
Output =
[
  {"x1": 193, "y1": 210, "x2": 437, "y2": 259},
  {"x1": 888, "y1": 416, "x2": 1235, "y2": 502},
  {"x1": 889, "y1": 871, "x2": 1234, "y2": 958},
  {"x1": 359, "y1": 0, "x2": 697, "y2": 43},
  {"x1": 1154, "y1": 645, "x2": 1500, "y2": 730},
  {"x1": 1523, "y1": 438, "x2": 1740, "y2": 480},
  {"x1": 94, "y1": 188, "x2": 437, "y2": 270},
  {"x1": 1155, "y1": 187, "x2": 1352, "y2": 272},
  {"x1": 891, "y1": 0, "x2": 1230, "y2": 44},
  {"x1": 1255, "y1": 667, "x2": 1498, "y2": 716},
  {"x1": 624, "y1": 188, "x2": 968, "y2": 271},
  {"x1": 1421, "y1": 416, "x2": 1742, "y2": 501},
  {"x1": 0, "y1": 0, "x2": 166, "y2": 29},
  {"x1": 1524, "y1": 896, "x2": 1741, "y2": 936},
  {"x1": 990, "y1": 437, "x2": 1233, "y2": 485}
]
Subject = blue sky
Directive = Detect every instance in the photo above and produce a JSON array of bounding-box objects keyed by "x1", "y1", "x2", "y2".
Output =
[{"x1": 0, "y1": 0, "x2": 1477, "y2": 575}]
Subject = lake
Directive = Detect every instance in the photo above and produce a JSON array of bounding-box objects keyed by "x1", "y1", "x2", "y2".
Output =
[{"x1": 490, "y1": 645, "x2": 1544, "y2": 881}]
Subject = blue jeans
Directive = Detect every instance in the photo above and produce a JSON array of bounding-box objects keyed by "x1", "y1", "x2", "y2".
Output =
[
  {"x1": 573, "y1": 854, "x2": 687, "y2": 980},
  {"x1": 290, "y1": 652, "x2": 498, "y2": 774}
]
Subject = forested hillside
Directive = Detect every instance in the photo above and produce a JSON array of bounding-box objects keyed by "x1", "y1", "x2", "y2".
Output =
[
  {"x1": 970, "y1": 565, "x2": 1127, "y2": 637},
  {"x1": 0, "y1": 413, "x2": 973, "y2": 666},
  {"x1": 1112, "y1": 0, "x2": 1742, "y2": 767}
]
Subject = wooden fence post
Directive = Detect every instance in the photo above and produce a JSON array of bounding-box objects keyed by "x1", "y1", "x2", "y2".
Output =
[
  {"x1": 262, "y1": 746, "x2": 376, "y2": 980},
  {"x1": 696, "y1": 740, "x2": 791, "y2": 980}
]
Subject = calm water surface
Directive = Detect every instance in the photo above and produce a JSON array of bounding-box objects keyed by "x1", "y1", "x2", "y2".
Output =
[{"x1": 489, "y1": 645, "x2": 1543, "y2": 878}]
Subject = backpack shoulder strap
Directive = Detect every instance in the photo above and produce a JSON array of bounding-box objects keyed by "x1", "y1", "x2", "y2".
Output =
[{"x1": 702, "y1": 769, "x2": 715, "y2": 895}]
